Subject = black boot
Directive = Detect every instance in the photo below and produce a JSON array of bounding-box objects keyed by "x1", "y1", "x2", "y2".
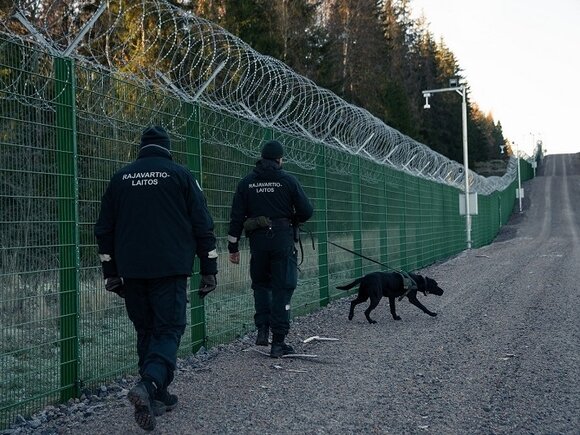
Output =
[
  {"x1": 255, "y1": 327, "x2": 269, "y2": 346},
  {"x1": 127, "y1": 379, "x2": 158, "y2": 431},
  {"x1": 152, "y1": 388, "x2": 178, "y2": 415},
  {"x1": 270, "y1": 334, "x2": 296, "y2": 358}
]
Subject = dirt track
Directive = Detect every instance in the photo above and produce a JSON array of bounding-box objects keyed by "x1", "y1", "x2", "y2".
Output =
[{"x1": 17, "y1": 154, "x2": 580, "y2": 434}]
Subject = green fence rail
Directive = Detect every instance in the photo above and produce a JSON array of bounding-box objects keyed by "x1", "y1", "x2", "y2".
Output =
[{"x1": 0, "y1": 36, "x2": 534, "y2": 428}]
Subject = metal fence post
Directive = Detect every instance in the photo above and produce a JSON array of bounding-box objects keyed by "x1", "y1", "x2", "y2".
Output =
[
  {"x1": 315, "y1": 144, "x2": 329, "y2": 306},
  {"x1": 419, "y1": 179, "x2": 433, "y2": 267},
  {"x1": 400, "y1": 173, "x2": 409, "y2": 271},
  {"x1": 55, "y1": 56, "x2": 80, "y2": 401},
  {"x1": 184, "y1": 102, "x2": 205, "y2": 352},
  {"x1": 352, "y1": 156, "x2": 363, "y2": 277},
  {"x1": 380, "y1": 167, "x2": 389, "y2": 265}
]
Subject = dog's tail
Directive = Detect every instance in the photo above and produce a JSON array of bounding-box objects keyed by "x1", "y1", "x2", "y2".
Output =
[{"x1": 336, "y1": 278, "x2": 363, "y2": 290}]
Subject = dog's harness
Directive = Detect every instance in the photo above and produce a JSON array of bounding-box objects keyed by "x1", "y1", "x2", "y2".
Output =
[{"x1": 397, "y1": 273, "x2": 428, "y2": 301}]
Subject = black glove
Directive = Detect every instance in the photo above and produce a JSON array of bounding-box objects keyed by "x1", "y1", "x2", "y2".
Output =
[
  {"x1": 228, "y1": 241, "x2": 239, "y2": 254},
  {"x1": 199, "y1": 274, "x2": 217, "y2": 299},
  {"x1": 105, "y1": 277, "x2": 125, "y2": 298}
]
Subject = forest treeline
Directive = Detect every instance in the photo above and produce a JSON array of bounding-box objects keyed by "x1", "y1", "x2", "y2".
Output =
[
  {"x1": 184, "y1": 0, "x2": 509, "y2": 168},
  {"x1": 2, "y1": 0, "x2": 511, "y2": 169}
]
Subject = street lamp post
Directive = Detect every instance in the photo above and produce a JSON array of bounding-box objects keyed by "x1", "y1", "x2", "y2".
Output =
[{"x1": 422, "y1": 80, "x2": 472, "y2": 249}]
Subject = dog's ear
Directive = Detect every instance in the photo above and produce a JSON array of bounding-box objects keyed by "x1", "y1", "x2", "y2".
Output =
[
  {"x1": 427, "y1": 277, "x2": 439, "y2": 288},
  {"x1": 427, "y1": 278, "x2": 444, "y2": 295}
]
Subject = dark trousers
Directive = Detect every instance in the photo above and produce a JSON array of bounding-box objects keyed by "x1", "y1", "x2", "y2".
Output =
[
  {"x1": 249, "y1": 229, "x2": 298, "y2": 336},
  {"x1": 123, "y1": 276, "x2": 187, "y2": 390}
]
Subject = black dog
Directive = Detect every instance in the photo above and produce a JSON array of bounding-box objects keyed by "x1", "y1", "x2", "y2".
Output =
[{"x1": 337, "y1": 272, "x2": 444, "y2": 324}]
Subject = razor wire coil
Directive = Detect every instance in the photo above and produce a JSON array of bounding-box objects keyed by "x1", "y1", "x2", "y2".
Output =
[{"x1": 1, "y1": 0, "x2": 530, "y2": 194}]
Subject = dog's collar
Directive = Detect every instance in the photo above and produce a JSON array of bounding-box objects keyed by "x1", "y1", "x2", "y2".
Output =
[
  {"x1": 419, "y1": 275, "x2": 431, "y2": 296},
  {"x1": 419, "y1": 275, "x2": 428, "y2": 296}
]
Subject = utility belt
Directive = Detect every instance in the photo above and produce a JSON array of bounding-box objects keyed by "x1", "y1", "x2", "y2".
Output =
[
  {"x1": 243, "y1": 216, "x2": 292, "y2": 235},
  {"x1": 244, "y1": 216, "x2": 315, "y2": 267}
]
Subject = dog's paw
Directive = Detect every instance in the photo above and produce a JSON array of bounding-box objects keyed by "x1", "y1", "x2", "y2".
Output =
[
  {"x1": 348, "y1": 314, "x2": 353, "y2": 321},
  {"x1": 429, "y1": 312, "x2": 438, "y2": 317},
  {"x1": 394, "y1": 316, "x2": 401, "y2": 321}
]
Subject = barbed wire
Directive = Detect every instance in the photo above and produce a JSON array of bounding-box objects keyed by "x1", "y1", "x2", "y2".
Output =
[{"x1": 1, "y1": 0, "x2": 531, "y2": 193}]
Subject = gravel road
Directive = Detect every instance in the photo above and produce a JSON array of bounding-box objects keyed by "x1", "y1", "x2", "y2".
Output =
[{"x1": 8, "y1": 153, "x2": 579, "y2": 435}]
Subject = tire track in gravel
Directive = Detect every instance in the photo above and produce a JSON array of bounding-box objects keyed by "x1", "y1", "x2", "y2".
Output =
[{"x1": 376, "y1": 153, "x2": 580, "y2": 434}]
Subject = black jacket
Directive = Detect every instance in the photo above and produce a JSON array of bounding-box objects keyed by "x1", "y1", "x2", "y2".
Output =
[
  {"x1": 95, "y1": 145, "x2": 217, "y2": 278},
  {"x1": 228, "y1": 159, "x2": 313, "y2": 241}
]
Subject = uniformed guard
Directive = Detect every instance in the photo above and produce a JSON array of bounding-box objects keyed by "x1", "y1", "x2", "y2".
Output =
[
  {"x1": 227, "y1": 140, "x2": 313, "y2": 357},
  {"x1": 94, "y1": 126, "x2": 218, "y2": 431}
]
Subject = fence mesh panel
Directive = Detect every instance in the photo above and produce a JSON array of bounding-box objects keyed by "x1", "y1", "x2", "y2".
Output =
[{"x1": 0, "y1": 34, "x2": 534, "y2": 428}]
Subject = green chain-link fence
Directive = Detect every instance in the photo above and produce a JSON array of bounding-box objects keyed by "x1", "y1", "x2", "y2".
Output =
[{"x1": 0, "y1": 35, "x2": 534, "y2": 428}]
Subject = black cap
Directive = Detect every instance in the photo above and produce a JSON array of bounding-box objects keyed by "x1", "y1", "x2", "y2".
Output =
[
  {"x1": 140, "y1": 126, "x2": 170, "y2": 150},
  {"x1": 261, "y1": 140, "x2": 284, "y2": 160}
]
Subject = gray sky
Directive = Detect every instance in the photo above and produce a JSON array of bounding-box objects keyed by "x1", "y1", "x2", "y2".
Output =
[{"x1": 410, "y1": 0, "x2": 580, "y2": 155}]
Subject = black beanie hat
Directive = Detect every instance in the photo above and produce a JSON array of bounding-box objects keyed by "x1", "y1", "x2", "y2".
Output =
[
  {"x1": 140, "y1": 126, "x2": 170, "y2": 150},
  {"x1": 261, "y1": 140, "x2": 284, "y2": 160}
]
